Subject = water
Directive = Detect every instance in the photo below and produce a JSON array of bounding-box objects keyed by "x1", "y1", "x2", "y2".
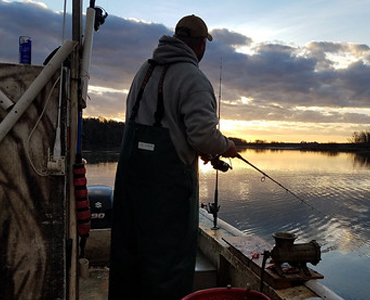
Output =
[{"x1": 84, "y1": 149, "x2": 370, "y2": 300}]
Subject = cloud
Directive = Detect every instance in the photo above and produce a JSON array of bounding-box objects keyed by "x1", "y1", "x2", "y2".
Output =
[
  {"x1": 1, "y1": 1, "x2": 369, "y2": 141},
  {"x1": 89, "y1": 15, "x2": 171, "y2": 88},
  {"x1": 0, "y1": 1, "x2": 64, "y2": 64},
  {"x1": 211, "y1": 29, "x2": 253, "y2": 48}
]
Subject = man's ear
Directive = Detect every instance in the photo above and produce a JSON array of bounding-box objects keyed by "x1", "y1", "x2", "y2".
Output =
[{"x1": 196, "y1": 38, "x2": 207, "y2": 62}]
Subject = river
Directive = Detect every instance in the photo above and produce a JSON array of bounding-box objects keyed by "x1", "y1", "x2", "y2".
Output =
[{"x1": 84, "y1": 148, "x2": 370, "y2": 300}]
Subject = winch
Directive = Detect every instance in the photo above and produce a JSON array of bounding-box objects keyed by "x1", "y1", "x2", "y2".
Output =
[{"x1": 263, "y1": 232, "x2": 321, "y2": 277}]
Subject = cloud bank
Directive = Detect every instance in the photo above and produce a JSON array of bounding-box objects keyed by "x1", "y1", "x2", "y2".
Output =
[{"x1": 1, "y1": 1, "x2": 369, "y2": 142}]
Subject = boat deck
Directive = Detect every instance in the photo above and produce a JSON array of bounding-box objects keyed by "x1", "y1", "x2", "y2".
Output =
[
  {"x1": 80, "y1": 267, "x2": 109, "y2": 300},
  {"x1": 80, "y1": 209, "x2": 343, "y2": 300},
  {"x1": 79, "y1": 249, "x2": 217, "y2": 300}
]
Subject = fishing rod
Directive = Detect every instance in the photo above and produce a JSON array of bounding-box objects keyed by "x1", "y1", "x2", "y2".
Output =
[
  {"x1": 204, "y1": 57, "x2": 223, "y2": 229},
  {"x1": 236, "y1": 153, "x2": 326, "y2": 217}
]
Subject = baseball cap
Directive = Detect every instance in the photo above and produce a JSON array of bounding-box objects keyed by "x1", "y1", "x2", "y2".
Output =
[{"x1": 175, "y1": 15, "x2": 213, "y2": 41}]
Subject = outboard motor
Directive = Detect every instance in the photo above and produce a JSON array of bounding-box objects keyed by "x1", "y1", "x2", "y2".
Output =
[{"x1": 88, "y1": 185, "x2": 113, "y2": 229}]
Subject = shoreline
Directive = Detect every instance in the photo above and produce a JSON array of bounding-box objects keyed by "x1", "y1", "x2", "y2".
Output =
[
  {"x1": 236, "y1": 142, "x2": 370, "y2": 153},
  {"x1": 82, "y1": 143, "x2": 370, "y2": 154}
]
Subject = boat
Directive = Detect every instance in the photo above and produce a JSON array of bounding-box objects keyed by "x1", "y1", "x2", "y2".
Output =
[
  {"x1": 81, "y1": 185, "x2": 345, "y2": 300},
  {"x1": 0, "y1": 0, "x2": 344, "y2": 299}
]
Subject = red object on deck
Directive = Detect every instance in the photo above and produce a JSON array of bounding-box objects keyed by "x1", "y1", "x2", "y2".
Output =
[{"x1": 181, "y1": 287, "x2": 271, "y2": 300}]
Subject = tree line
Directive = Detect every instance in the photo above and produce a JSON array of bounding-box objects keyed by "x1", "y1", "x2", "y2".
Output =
[
  {"x1": 82, "y1": 117, "x2": 370, "y2": 150},
  {"x1": 82, "y1": 118, "x2": 125, "y2": 150},
  {"x1": 350, "y1": 129, "x2": 370, "y2": 145}
]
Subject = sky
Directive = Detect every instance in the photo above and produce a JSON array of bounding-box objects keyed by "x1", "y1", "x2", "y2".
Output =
[{"x1": 1, "y1": 0, "x2": 370, "y2": 143}]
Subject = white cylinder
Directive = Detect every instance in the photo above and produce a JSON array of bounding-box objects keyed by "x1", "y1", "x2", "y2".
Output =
[
  {"x1": 80, "y1": 7, "x2": 96, "y2": 108},
  {"x1": 0, "y1": 90, "x2": 14, "y2": 111}
]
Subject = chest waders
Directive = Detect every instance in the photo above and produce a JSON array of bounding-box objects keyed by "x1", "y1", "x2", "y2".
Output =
[{"x1": 109, "y1": 61, "x2": 199, "y2": 300}]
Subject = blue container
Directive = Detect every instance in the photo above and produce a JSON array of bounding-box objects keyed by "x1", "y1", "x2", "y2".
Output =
[{"x1": 19, "y1": 36, "x2": 32, "y2": 64}]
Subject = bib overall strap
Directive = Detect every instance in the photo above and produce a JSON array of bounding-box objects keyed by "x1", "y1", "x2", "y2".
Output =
[
  {"x1": 129, "y1": 60, "x2": 170, "y2": 127},
  {"x1": 154, "y1": 64, "x2": 170, "y2": 127},
  {"x1": 130, "y1": 60, "x2": 157, "y2": 122}
]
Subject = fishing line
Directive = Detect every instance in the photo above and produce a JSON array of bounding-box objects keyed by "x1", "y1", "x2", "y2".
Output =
[{"x1": 236, "y1": 153, "x2": 327, "y2": 217}]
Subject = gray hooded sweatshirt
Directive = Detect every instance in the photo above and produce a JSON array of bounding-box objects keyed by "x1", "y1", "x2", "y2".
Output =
[{"x1": 125, "y1": 35, "x2": 230, "y2": 166}]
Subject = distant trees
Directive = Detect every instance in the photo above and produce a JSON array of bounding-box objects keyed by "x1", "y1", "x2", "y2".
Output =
[
  {"x1": 350, "y1": 129, "x2": 370, "y2": 145},
  {"x1": 81, "y1": 118, "x2": 370, "y2": 151},
  {"x1": 82, "y1": 117, "x2": 124, "y2": 150}
]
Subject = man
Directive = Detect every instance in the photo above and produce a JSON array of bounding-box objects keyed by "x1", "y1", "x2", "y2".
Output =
[{"x1": 109, "y1": 15, "x2": 238, "y2": 300}]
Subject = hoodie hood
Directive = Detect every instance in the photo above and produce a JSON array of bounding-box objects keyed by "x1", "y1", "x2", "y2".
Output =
[{"x1": 152, "y1": 35, "x2": 199, "y2": 66}]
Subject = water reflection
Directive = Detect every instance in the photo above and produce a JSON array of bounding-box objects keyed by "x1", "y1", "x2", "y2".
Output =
[
  {"x1": 214, "y1": 150, "x2": 370, "y2": 246},
  {"x1": 83, "y1": 150, "x2": 120, "y2": 164},
  {"x1": 352, "y1": 151, "x2": 370, "y2": 168},
  {"x1": 201, "y1": 149, "x2": 370, "y2": 300},
  {"x1": 84, "y1": 149, "x2": 370, "y2": 300},
  {"x1": 83, "y1": 151, "x2": 120, "y2": 188}
]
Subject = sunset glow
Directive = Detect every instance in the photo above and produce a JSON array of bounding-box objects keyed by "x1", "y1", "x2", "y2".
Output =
[{"x1": 1, "y1": 0, "x2": 369, "y2": 143}]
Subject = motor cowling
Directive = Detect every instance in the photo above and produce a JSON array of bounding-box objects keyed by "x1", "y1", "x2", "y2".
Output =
[{"x1": 88, "y1": 185, "x2": 113, "y2": 229}]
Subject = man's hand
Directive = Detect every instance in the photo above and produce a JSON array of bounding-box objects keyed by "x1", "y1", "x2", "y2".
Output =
[
  {"x1": 199, "y1": 139, "x2": 237, "y2": 164},
  {"x1": 199, "y1": 152, "x2": 212, "y2": 164},
  {"x1": 221, "y1": 140, "x2": 238, "y2": 158}
]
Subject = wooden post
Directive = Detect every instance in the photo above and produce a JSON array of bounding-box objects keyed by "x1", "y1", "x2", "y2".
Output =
[{"x1": 69, "y1": 0, "x2": 82, "y2": 299}]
